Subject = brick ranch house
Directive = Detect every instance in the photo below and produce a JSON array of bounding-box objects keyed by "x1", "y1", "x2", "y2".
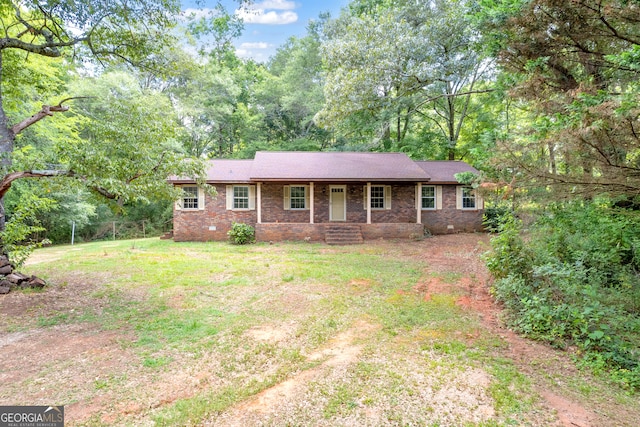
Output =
[{"x1": 169, "y1": 151, "x2": 484, "y2": 243}]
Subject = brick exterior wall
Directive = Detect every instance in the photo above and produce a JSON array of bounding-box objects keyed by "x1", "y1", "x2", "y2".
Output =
[
  {"x1": 256, "y1": 223, "x2": 326, "y2": 242},
  {"x1": 173, "y1": 182, "x2": 484, "y2": 242},
  {"x1": 361, "y1": 223, "x2": 424, "y2": 240},
  {"x1": 173, "y1": 184, "x2": 257, "y2": 242},
  {"x1": 422, "y1": 185, "x2": 484, "y2": 234}
]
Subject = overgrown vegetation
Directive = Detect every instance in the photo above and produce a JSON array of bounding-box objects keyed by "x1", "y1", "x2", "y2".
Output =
[{"x1": 486, "y1": 202, "x2": 640, "y2": 390}]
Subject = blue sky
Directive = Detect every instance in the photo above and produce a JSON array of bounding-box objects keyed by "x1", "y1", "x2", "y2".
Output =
[{"x1": 182, "y1": 0, "x2": 350, "y2": 62}]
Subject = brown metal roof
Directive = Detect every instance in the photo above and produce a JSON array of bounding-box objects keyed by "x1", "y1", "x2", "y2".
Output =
[
  {"x1": 251, "y1": 151, "x2": 431, "y2": 182},
  {"x1": 415, "y1": 161, "x2": 479, "y2": 183}
]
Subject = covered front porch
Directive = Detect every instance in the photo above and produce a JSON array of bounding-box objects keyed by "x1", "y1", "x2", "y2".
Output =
[{"x1": 256, "y1": 182, "x2": 427, "y2": 225}]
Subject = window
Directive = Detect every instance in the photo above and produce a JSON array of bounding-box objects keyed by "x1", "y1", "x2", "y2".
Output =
[
  {"x1": 462, "y1": 187, "x2": 476, "y2": 209},
  {"x1": 226, "y1": 185, "x2": 255, "y2": 210},
  {"x1": 283, "y1": 185, "x2": 309, "y2": 210},
  {"x1": 370, "y1": 185, "x2": 385, "y2": 209},
  {"x1": 233, "y1": 186, "x2": 249, "y2": 209},
  {"x1": 182, "y1": 186, "x2": 199, "y2": 209},
  {"x1": 290, "y1": 186, "x2": 306, "y2": 209},
  {"x1": 364, "y1": 185, "x2": 391, "y2": 210},
  {"x1": 422, "y1": 186, "x2": 436, "y2": 209}
]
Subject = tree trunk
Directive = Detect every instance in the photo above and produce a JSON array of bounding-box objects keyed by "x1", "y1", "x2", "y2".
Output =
[
  {"x1": 548, "y1": 143, "x2": 557, "y2": 175},
  {"x1": 0, "y1": 52, "x2": 14, "y2": 235},
  {"x1": 446, "y1": 82, "x2": 456, "y2": 161}
]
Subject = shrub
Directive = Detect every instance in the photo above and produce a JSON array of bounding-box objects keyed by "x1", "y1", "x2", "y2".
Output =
[
  {"x1": 227, "y1": 222, "x2": 255, "y2": 245},
  {"x1": 483, "y1": 205, "x2": 513, "y2": 233},
  {"x1": 486, "y1": 201, "x2": 640, "y2": 390}
]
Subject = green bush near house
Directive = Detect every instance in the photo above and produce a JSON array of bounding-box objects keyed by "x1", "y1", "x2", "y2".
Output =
[{"x1": 227, "y1": 222, "x2": 255, "y2": 245}]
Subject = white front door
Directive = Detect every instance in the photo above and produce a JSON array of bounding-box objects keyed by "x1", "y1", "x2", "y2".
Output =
[{"x1": 329, "y1": 186, "x2": 346, "y2": 221}]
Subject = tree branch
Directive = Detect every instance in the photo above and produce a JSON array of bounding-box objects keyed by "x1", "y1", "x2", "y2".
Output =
[
  {"x1": 0, "y1": 170, "x2": 71, "y2": 199},
  {"x1": 10, "y1": 97, "x2": 93, "y2": 135}
]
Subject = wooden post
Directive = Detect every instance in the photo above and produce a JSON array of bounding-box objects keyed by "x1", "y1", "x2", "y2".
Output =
[
  {"x1": 366, "y1": 182, "x2": 371, "y2": 225},
  {"x1": 310, "y1": 182, "x2": 314, "y2": 224},
  {"x1": 257, "y1": 182, "x2": 262, "y2": 224},
  {"x1": 417, "y1": 183, "x2": 422, "y2": 224}
]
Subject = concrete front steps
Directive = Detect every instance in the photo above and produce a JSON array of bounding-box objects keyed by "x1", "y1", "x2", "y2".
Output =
[{"x1": 325, "y1": 224, "x2": 364, "y2": 245}]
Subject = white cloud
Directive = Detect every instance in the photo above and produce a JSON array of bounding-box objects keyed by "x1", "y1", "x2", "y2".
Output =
[
  {"x1": 254, "y1": 0, "x2": 297, "y2": 10},
  {"x1": 236, "y1": 8, "x2": 298, "y2": 25},
  {"x1": 239, "y1": 42, "x2": 271, "y2": 49}
]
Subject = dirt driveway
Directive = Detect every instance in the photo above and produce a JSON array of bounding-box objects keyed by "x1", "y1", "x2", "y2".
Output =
[{"x1": 0, "y1": 234, "x2": 637, "y2": 426}]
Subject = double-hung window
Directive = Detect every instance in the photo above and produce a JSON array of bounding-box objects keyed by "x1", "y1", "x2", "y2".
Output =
[
  {"x1": 462, "y1": 187, "x2": 476, "y2": 209},
  {"x1": 289, "y1": 186, "x2": 306, "y2": 209},
  {"x1": 226, "y1": 185, "x2": 255, "y2": 210},
  {"x1": 176, "y1": 185, "x2": 204, "y2": 211},
  {"x1": 233, "y1": 186, "x2": 249, "y2": 209},
  {"x1": 182, "y1": 186, "x2": 199, "y2": 209},
  {"x1": 456, "y1": 186, "x2": 481, "y2": 210},
  {"x1": 370, "y1": 185, "x2": 385, "y2": 209},
  {"x1": 421, "y1": 186, "x2": 436, "y2": 209},
  {"x1": 283, "y1": 185, "x2": 309, "y2": 210},
  {"x1": 364, "y1": 185, "x2": 391, "y2": 210}
]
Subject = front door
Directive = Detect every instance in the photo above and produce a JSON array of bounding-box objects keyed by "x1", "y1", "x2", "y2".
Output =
[{"x1": 329, "y1": 186, "x2": 346, "y2": 221}]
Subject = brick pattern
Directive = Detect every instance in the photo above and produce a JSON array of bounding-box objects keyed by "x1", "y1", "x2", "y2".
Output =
[
  {"x1": 173, "y1": 184, "x2": 257, "y2": 242},
  {"x1": 361, "y1": 223, "x2": 424, "y2": 240},
  {"x1": 256, "y1": 223, "x2": 325, "y2": 242},
  {"x1": 173, "y1": 182, "x2": 484, "y2": 242},
  {"x1": 422, "y1": 186, "x2": 484, "y2": 234}
]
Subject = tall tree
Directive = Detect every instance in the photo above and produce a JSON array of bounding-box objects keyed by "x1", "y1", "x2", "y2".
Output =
[
  {"x1": 478, "y1": 0, "x2": 640, "y2": 199},
  {"x1": 254, "y1": 19, "x2": 332, "y2": 150},
  {"x1": 319, "y1": 0, "x2": 491, "y2": 159},
  {"x1": 0, "y1": 0, "x2": 184, "y2": 230}
]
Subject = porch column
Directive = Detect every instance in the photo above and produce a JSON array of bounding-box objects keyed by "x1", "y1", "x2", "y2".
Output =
[
  {"x1": 417, "y1": 182, "x2": 422, "y2": 225},
  {"x1": 309, "y1": 182, "x2": 314, "y2": 224},
  {"x1": 257, "y1": 182, "x2": 262, "y2": 224},
  {"x1": 366, "y1": 182, "x2": 372, "y2": 224}
]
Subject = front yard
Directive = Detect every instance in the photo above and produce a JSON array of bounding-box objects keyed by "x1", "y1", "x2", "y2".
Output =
[{"x1": 0, "y1": 235, "x2": 637, "y2": 426}]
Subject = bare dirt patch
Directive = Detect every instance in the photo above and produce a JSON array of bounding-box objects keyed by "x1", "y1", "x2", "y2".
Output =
[
  {"x1": 403, "y1": 234, "x2": 613, "y2": 427},
  {"x1": 1, "y1": 235, "x2": 638, "y2": 426},
  {"x1": 221, "y1": 319, "x2": 380, "y2": 425}
]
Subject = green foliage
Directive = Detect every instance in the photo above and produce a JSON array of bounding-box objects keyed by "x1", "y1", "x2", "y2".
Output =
[
  {"x1": 320, "y1": 0, "x2": 492, "y2": 158},
  {"x1": 0, "y1": 193, "x2": 55, "y2": 268},
  {"x1": 482, "y1": 204, "x2": 513, "y2": 233},
  {"x1": 64, "y1": 71, "x2": 208, "y2": 205},
  {"x1": 486, "y1": 203, "x2": 640, "y2": 390},
  {"x1": 454, "y1": 171, "x2": 479, "y2": 186},
  {"x1": 227, "y1": 222, "x2": 255, "y2": 245},
  {"x1": 475, "y1": 0, "x2": 640, "y2": 198}
]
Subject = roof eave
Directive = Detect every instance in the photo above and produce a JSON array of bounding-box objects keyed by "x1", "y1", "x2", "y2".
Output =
[{"x1": 249, "y1": 178, "x2": 430, "y2": 182}]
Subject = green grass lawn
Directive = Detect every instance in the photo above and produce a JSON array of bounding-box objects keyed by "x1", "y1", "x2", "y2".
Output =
[{"x1": 0, "y1": 237, "x2": 635, "y2": 426}]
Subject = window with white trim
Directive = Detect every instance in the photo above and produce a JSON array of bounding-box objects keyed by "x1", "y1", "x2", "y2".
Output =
[
  {"x1": 462, "y1": 187, "x2": 476, "y2": 209},
  {"x1": 182, "y1": 186, "x2": 199, "y2": 209},
  {"x1": 226, "y1": 185, "x2": 255, "y2": 210},
  {"x1": 233, "y1": 185, "x2": 249, "y2": 209},
  {"x1": 290, "y1": 185, "x2": 306, "y2": 209},
  {"x1": 422, "y1": 186, "x2": 436, "y2": 209},
  {"x1": 370, "y1": 185, "x2": 385, "y2": 209}
]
